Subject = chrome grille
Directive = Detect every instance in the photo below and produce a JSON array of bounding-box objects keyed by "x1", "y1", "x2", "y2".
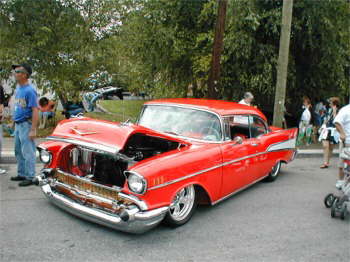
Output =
[{"x1": 53, "y1": 170, "x2": 125, "y2": 202}]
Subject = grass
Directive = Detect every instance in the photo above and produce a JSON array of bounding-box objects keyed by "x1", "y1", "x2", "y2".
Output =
[
  {"x1": 3, "y1": 100, "x2": 147, "y2": 138},
  {"x1": 99, "y1": 100, "x2": 147, "y2": 122}
]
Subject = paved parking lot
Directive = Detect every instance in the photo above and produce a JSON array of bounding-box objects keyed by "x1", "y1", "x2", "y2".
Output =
[{"x1": 0, "y1": 159, "x2": 349, "y2": 262}]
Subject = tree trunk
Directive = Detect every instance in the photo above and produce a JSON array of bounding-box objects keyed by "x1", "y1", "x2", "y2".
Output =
[
  {"x1": 207, "y1": 0, "x2": 228, "y2": 99},
  {"x1": 273, "y1": 0, "x2": 294, "y2": 127}
]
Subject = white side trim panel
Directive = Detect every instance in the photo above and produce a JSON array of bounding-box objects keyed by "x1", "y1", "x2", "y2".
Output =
[{"x1": 267, "y1": 137, "x2": 296, "y2": 152}]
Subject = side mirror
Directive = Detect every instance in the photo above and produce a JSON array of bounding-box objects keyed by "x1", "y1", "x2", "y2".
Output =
[{"x1": 233, "y1": 136, "x2": 243, "y2": 145}]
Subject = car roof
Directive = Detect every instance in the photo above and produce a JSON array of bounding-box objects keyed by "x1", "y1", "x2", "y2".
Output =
[{"x1": 144, "y1": 98, "x2": 267, "y2": 121}]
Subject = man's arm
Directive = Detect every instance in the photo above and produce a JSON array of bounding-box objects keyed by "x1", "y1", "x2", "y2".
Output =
[
  {"x1": 29, "y1": 107, "x2": 38, "y2": 139},
  {"x1": 335, "y1": 122, "x2": 346, "y2": 142}
]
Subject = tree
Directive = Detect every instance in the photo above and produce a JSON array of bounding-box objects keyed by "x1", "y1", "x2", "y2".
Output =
[
  {"x1": 0, "y1": 0, "x2": 126, "y2": 101},
  {"x1": 207, "y1": 0, "x2": 228, "y2": 99},
  {"x1": 273, "y1": 0, "x2": 293, "y2": 127}
]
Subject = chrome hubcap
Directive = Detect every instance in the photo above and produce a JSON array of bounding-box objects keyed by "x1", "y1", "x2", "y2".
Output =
[
  {"x1": 169, "y1": 185, "x2": 195, "y2": 221},
  {"x1": 271, "y1": 162, "x2": 281, "y2": 177}
]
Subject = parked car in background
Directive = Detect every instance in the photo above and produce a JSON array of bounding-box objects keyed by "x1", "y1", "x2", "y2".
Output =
[{"x1": 35, "y1": 99, "x2": 298, "y2": 233}]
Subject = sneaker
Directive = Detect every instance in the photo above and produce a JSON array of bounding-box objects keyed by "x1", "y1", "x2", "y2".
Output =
[
  {"x1": 0, "y1": 168, "x2": 6, "y2": 174},
  {"x1": 10, "y1": 176, "x2": 26, "y2": 181},
  {"x1": 335, "y1": 180, "x2": 345, "y2": 189},
  {"x1": 18, "y1": 180, "x2": 34, "y2": 187}
]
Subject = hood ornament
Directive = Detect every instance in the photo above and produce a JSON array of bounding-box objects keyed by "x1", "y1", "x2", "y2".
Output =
[{"x1": 71, "y1": 127, "x2": 98, "y2": 136}]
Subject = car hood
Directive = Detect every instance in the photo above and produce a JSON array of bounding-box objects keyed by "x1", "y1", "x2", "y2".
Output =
[{"x1": 47, "y1": 117, "x2": 189, "y2": 154}]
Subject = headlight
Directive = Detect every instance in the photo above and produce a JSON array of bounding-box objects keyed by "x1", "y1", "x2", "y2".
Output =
[
  {"x1": 127, "y1": 172, "x2": 147, "y2": 194},
  {"x1": 39, "y1": 150, "x2": 52, "y2": 164}
]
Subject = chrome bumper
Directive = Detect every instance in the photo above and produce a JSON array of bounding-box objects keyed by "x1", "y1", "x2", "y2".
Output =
[{"x1": 40, "y1": 184, "x2": 168, "y2": 234}]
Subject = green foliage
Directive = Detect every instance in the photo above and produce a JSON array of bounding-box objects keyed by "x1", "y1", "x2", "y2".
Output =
[
  {"x1": 222, "y1": 0, "x2": 349, "y2": 108},
  {"x1": 0, "y1": 0, "x2": 348, "y2": 110}
]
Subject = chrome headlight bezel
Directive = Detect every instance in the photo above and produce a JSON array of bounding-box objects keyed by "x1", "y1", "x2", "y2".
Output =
[
  {"x1": 126, "y1": 171, "x2": 147, "y2": 195},
  {"x1": 39, "y1": 149, "x2": 52, "y2": 164}
]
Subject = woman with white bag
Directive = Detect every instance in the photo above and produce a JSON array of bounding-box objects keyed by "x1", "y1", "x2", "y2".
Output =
[{"x1": 319, "y1": 97, "x2": 340, "y2": 168}]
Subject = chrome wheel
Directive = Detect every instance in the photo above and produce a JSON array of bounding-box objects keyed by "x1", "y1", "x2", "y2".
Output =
[
  {"x1": 270, "y1": 161, "x2": 281, "y2": 177},
  {"x1": 169, "y1": 185, "x2": 195, "y2": 221},
  {"x1": 264, "y1": 161, "x2": 282, "y2": 182}
]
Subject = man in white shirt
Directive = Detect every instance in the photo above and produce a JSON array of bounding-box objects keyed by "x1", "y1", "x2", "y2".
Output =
[
  {"x1": 334, "y1": 104, "x2": 350, "y2": 189},
  {"x1": 239, "y1": 92, "x2": 254, "y2": 106}
]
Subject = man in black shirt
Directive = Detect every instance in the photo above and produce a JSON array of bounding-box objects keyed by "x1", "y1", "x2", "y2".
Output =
[{"x1": 0, "y1": 84, "x2": 7, "y2": 174}]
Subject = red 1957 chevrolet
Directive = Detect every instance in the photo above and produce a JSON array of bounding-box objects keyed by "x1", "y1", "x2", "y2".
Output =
[{"x1": 35, "y1": 98, "x2": 298, "y2": 233}]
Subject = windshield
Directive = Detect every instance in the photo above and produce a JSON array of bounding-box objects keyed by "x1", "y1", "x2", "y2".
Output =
[{"x1": 138, "y1": 105, "x2": 222, "y2": 141}]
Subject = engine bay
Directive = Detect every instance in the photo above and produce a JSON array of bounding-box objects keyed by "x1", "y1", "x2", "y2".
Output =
[{"x1": 59, "y1": 133, "x2": 181, "y2": 187}]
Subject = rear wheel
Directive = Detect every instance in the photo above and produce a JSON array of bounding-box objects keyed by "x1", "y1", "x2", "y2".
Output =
[
  {"x1": 264, "y1": 161, "x2": 281, "y2": 182},
  {"x1": 163, "y1": 185, "x2": 197, "y2": 227},
  {"x1": 340, "y1": 203, "x2": 347, "y2": 220},
  {"x1": 331, "y1": 199, "x2": 338, "y2": 218}
]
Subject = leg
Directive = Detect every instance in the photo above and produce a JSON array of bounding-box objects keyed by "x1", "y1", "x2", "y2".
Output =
[
  {"x1": 336, "y1": 143, "x2": 346, "y2": 189},
  {"x1": 14, "y1": 124, "x2": 26, "y2": 178},
  {"x1": 321, "y1": 140, "x2": 330, "y2": 168},
  {"x1": 0, "y1": 124, "x2": 6, "y2": 174},
  {"x1": 329, "y1": 143, "x2": 334, "y2": 163},
  {"x1": 18, "y1": 122, "x2": 36, "y2": 180},
  {"x1": 306, "y1": 126, "x2": 313, "y2": 145}
]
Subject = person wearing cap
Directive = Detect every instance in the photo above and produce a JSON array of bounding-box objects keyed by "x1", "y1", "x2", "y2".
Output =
[{"x1": 10, "y1": 63, "x2": 38, "y2": 186}]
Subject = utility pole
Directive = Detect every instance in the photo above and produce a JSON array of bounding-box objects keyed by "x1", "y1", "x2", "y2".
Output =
[
  {"x1": 207, "y1": 0, "x2": 228, "y2": 99},
  {"x1": 273, "y1": 0, "x2": 294, "y2": 127}
]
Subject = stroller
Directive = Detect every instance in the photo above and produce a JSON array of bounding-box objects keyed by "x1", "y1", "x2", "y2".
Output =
[{"x1": 324, "y1": 144, "x2": 350, "y2": 220}]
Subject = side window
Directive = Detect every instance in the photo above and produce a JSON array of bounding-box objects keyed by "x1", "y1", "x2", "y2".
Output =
[
  {"x1": 224, "y1": 115, "x2": 250, "y2": 140},
  {"x1": 249, "y1": 116, "x2": 268, "y2": 138}
]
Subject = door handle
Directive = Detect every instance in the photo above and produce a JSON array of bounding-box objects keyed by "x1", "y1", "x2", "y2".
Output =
[{"x1": 251, "y1": 142, "x2": 260, "y2": 147}]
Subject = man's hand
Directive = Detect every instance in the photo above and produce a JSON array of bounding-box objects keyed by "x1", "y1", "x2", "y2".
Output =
[{"x1": 29, "y1": 129, "x2": 37, "y2": 140}]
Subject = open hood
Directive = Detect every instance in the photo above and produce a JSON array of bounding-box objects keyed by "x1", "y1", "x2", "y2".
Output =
[{"x1": 47, "y1": 118, "x2": 189, "y2": 154}]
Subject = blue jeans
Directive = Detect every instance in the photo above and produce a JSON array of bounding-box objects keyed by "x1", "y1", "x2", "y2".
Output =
[{"x1": 15, "y1": 121, "x2": 36, "y2": 180}]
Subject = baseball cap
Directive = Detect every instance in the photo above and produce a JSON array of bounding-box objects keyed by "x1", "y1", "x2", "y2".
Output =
[{"x1": 11, "y1": 63, "x2": 32, "y2": 77}]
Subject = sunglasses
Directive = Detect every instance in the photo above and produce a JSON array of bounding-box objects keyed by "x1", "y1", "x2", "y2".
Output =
[{"x1": 14, "y1": 69, "x2": 26, "y2": 74}]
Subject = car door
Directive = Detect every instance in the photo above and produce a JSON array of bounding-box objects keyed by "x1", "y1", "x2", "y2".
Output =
[
  {"x1": 248, "y1": 115, "x2": 272, "y2": 180},
  {"x1": 220, "y1": 115, "x2": 258, "y2": 197}
]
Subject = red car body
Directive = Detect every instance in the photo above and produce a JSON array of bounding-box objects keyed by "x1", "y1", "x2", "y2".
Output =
[{"x1": 36, "y1": 99, "x2": 298, "y2": 233}]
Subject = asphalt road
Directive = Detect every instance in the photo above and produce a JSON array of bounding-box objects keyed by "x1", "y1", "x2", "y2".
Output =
[{"x1": 0, "y1": 159, "x2": 349, "y2": 262}]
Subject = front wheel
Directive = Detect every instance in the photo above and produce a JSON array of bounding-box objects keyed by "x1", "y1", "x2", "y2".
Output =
[
  {"x1": 324, "y1": 193, "x2": 336, "y2": 208},
  {"x1": 264, "y1": 161, "x2": 282, "y2": 182},
  {"x1": 163, "y1": 185, "x2": 197, "y2": 227}
]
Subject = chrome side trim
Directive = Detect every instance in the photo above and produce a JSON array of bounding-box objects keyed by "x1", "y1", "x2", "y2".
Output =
[
  {"x1": 46, "y1": 136, "x2": 119, "y2": 155},
  {"x1": 148, "y1": 152, "x2": 267, "y2": 190},
  {"x1": 211, "y1": 175, "x2": 269, "y2": 205},
  {"x1": 148, "y1": 145, "x2": 295, "y2": 190},
  {"x1": 148, "y1": 162, "x2": 224, "y2": 190}
]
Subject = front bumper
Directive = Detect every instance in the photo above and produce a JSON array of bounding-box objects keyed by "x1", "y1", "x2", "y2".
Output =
[{"x1": 40, "y1": 183, "x2": 168, "y2": 234}]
